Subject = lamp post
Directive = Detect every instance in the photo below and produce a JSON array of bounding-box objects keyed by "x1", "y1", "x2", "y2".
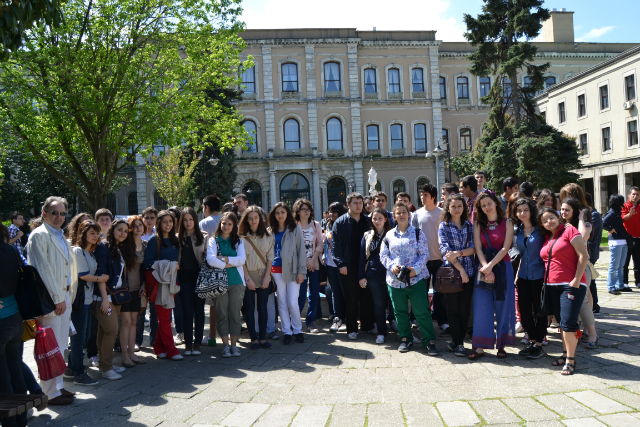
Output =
[{"x1": 200, "y1": 149, "x2": 220, "y2": 199}]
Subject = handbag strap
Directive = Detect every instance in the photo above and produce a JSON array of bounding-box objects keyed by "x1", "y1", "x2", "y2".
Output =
[
  {"x1": 543, "y1": 227, "x2": 566, "y2": 286},
  {"x1": 479, "y1": 224, "x2": 495, "y2": 251},
  {"x1": 245, "y1": 236, "x2": 267, "y2": 268}
]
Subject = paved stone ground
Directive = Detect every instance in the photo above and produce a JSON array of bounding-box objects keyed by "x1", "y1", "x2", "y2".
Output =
[{"x1": 24, "y1": 256, "x2": 640, "y2": 426}]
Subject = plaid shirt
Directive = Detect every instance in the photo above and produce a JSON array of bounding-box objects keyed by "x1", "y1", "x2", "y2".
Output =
[
  {"x1": 438, "y1": 220, "x2": 476, "y2": 277},
  {"x1": 8, "y1": 224, "x2": 23, "y2": 254}
]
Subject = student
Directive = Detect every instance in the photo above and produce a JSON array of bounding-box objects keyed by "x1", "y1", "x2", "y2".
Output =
[
  {"x1": 326, "y1": 202, "x2": 348, "y2": 333},
  {"x1": 199, "y1": 195, "x2": 221, "y2": 345},
  {"x1": 363, "y1": 197, "x2": 375, "y2": 215},
  {"x1": 439, "y1": 182, "x2": 459, "y2": 208},
  {"x1": 519, "y1": 182, "x2": 535, "y2": 199},
  {"x1": 233, "y1": 194, "x2": 249, "y2": 218},
  {"x1": 380, "y1": 202, "x2": 438, "y2": 355},
  {"x1": 460, "y1": 175, "x2": 479, "y2": 222},
  {"x1": 622, "y1": 187, "x2": 640, "y2": 289},
  {"x1": 536, "y1": 189, "x2": 558, "y2": 210},
  {"x1": 373, "y1": 192, "x2": 395, "y2": 227},
  {"x1": 359, "y1": 207, "x2": 392, "y2": 343},
  {"x1": 584, "y1": 192, "x2": 603, "y2": 313},
  {"x1": 7, "y1": 211, "x2": 25, "y2": 253},
  {"x1": 65, "y1": 213, "x2": 93, "y2": 246},
  {"x1": 141, "y1": 207, "x2": 158, "y2": 241},
  {"x1": 396, "y1": 191, "x2": 416, "y2": 212},
  {"x1": 239, "y1": 206, "x2": 275, "y2": 350},
  {"x1": 293, "y1": 199, "x2": 323, "y2": 333},
  {"x1": 267, "y1": 202, "x2": 307, "y2": 344},
  {"x1": 137, "y1": 208, "x2": 158, "y2": 348},
  {"x1": 95, "y1": 208, "x2": 113, "y2": 240},
  {"x1": 438, "y1": 194, "x2": 476, "y2": 356},
  {"x1": 499, "y1": 177, "x2": 518, "y2": 212},
  {"x1": 207, "y1": 212, "x2": 247, "y2": 356},
  {"x1": 603, "y1": 195, "x2": 629, "y2": 295},
  {"x1": 474, "y1": 171, "x2": 492, "y2": 194}
]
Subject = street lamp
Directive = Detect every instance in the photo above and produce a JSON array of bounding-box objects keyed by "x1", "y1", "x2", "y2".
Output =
[{"x1": 207, "y1": 155, "x2": 219, "y2": 166}]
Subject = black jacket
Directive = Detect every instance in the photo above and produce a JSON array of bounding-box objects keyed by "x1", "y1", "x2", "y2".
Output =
[
  {"x1": 331, "y1": 212, "x2": 371, "y2": 268},
  {"x1": 603, "y1": 208, "x2": 629, "y2": 242},
  {"x1": 94, "y1": 242, "x2": 128, "y2": 296},
  {"x1": 589, "y1": 209, "x2": 603, "y2": 264},
  {"x1": 0, "y1": 243, "x2": 20, "y2": 298}
]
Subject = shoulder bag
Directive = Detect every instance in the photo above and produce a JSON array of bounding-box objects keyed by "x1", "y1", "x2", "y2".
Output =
[
  {"x1": 13, "y1": 250, "x2": 56, "y2": 320},
  {"x1": 538, "y1": 227, "x2": 566, "y2": 317},
  {"x1": 245, "y1": 236, "x2": 274, "y2": 292},
  {"x1": 477, "y1": 225, "x2": 499, "y2": 290},
  {"x1": 109, "y1": 265, "x2": 132, "y2": 306},
  {"x1": 196, "y1": 238, "x2": 229, "y2": 299},
  {"x1": 434, "y1": 223, "x2": 470, "y2": 294}
]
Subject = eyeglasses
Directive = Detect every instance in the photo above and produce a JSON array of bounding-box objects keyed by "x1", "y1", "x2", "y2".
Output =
[
  {"x1": 47, "y1": 210, "x2": 67, "y2": 217},
  {"x1": 299, "y1": 208, "x2": 310, "y2": 213}
]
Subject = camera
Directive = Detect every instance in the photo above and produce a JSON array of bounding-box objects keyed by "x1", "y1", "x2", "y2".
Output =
[{"x1": 396, "y1": 265, "x2": 412, "y2": 283}]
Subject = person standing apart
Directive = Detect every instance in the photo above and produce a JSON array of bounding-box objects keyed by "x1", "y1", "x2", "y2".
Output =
[
  {"x1": 603, "y1": 195, "x2": 629, "y2": 295},
  {"x1": 293, "y1": 199, "x2": 324, "y2": 334},
  {"x1": 622, "y1": 186, "x2": 640, "y2": 290},
  {"x1": 26, "y1": 196, "x2": 78, "y2": 405},
  {"x1": 332, "y1": 193, "x2": 375, "y2": 340}
]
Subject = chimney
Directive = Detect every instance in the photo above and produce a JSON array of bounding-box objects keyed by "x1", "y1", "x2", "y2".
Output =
[{"x1": 541, "y1": 9, "x2": 575, "y2": 43}]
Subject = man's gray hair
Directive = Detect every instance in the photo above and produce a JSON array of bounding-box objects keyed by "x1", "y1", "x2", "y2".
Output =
[{"x1": 42, "y1": 196, "x2": 68, "y2": 213}]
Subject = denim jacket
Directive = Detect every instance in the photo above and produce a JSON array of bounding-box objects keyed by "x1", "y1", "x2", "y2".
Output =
[{"x1": 515, "y1": 225, "x2": 545, "y2": 281}]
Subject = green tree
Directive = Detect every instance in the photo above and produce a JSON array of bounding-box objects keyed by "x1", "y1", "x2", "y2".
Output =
[
  {"x1": 147, "y1": 147, "x2": 200, "y2": 207},
  {"x1": 0, "y1": 0, "x2": 251, "y2": 213},
  {"x1": 448, "y1": 146, "x2": 485, "y2": 183},
  {"x1": 188, "y1": 144, "x2": 237, "y2": 208}
]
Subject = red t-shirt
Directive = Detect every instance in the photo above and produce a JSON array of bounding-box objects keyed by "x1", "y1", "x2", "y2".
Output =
[
  {"x1": 540, "y1": 224, "x2": 587, "y2": 285},
  {"x1": 622, "y1": 201, "x2": 640, "y2": 238}
]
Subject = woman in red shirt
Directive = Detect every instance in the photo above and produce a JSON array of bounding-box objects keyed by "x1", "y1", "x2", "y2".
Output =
[{"x1": 539, "y1": 207, "x2": 588, "y2": 375}]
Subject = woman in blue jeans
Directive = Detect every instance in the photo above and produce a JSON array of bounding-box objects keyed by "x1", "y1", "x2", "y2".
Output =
[
  {"x1": 326, "y1": 202, "x2": 347, "y2": 332},
  {"x1": 359, "y1": 207, "x2": 392, "y2": 344},
  {"x1": 603, "y1": 194, "x2": 629, "y2": 295}
]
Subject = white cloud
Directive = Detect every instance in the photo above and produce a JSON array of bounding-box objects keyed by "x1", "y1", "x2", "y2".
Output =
[
  {"x1": 576, "y1": 26, "x2": 615, "y2": 42},
  {"x1": 240, "y1": 0, "x2": 468, "y2": 41}
]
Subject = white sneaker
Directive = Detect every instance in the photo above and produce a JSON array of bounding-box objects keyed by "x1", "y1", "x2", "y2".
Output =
[
  {"x1": 411, "y1": 320, "x2": 419, "y2": 329},
  {"x1": 89, "y1": 356, "x2": 99, "y2": 367},
  {"x1": 171, "y1": 354, "x2": 184, "y2": 361},
  {"x1": 201, "y1": 337, "x2": 210, "y2": 345},
  {"x1": 112, "y1": 365, "x2": 125, "y2": 373},
  {"x1": 174, "y1": 333, "x2": 184, "y2": 344},
  {"x1": 521, "y1": 333, "x2": 531, "y2": 344},
  {"x1": 389, "y1": 320, "x2": 398, "y2": 332},
  {"x1": 183, "y1": 349, "x2": 192, "y2": 356},
  {"x1": 338, "y1": 324, "x2": 347, "y2": 332},
  {"x1": 347, "y1": 332, "x2": 357, "y2": 340},
  {"x1": 102, "y1": 370, "x2": 122, "y2": 380},
  {"x1": 157, "y1": 353, "x2": 167, "y2": 359},
  {"x1": 376, "y1": 335, "x2": 385, "y2": 344},
  {"x1": 221, "y1": 345, "x2": 231, "y2": 358},
  {"x1": 329, "y1": 318, "x2": 342, "y2": 332},
  {"x1": 230, "y1": 346, "x2": 241, "y2": 357},
  {"x1": 516, "y1": 322, "x2": 524, "y2": 333}
]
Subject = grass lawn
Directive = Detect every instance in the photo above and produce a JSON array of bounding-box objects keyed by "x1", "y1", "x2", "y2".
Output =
[{"x1": 601, "y1": 230, "x2": 609, "y2": 246}]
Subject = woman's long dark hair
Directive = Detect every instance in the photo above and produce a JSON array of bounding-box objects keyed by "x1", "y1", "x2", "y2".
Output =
[
  {"x1": 537, "y1": 207, "x2": 564, "y2": 238},
  {"x1": 474, "y1": 192, "x2": 504, "y2": 227},
  {"x1": 215, "y1": 211, "x2": 241, "y2": 249},
  {"x1": 107, "y1": 219, "x2": 136, "y2": 269},
  {"x1": 238, "y1": 206, "x2": 270, "y2": 238},
  {"x1": 440, "y1": 193, "x2": 468, "y2": 224},
  {"x1": 536, "y1": 188, "x2": 558, "y2": 210},
  {"x1": 370, "y1": 207, "x2": 392, "y2": 236},
  {"x1": 77, "y1": 220, "x2": 102, "y2": 252},
  {"x1": 327, "y1": 202, "x2": 346, "y2": 230},
  {"x1": 66, "y1": 213, "x2": 93, "y2": 246},
  {"x1": 510, "y1": 197, "x2": 537, "y2": 228},
  {"x1": 267, "y1": 202, "x2": 297, "y2": 232},
  {"x1": 561, "y1": 197, "x2": 583, "y2": 229},
  {"x1": 292, "y1": 198, "x2": 315, "y2": 223},
  {"x1": 178, "y1": 207, "x2": 205, "y2": 247},
  {"x1": 155, "y1": 210, "x2": 180, "y2": 247},
  {"x1": 560, "y1": 183, "x2": 591, "y2": 209},
  {"x1": 609, "y1": 194, "x2": 625, "y2": 211},
  {"x1": 0, "y1": 223, "x2": 9, "y2": 243}
]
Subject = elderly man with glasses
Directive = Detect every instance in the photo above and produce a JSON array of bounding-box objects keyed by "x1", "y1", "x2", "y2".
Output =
[{"x1": 26, "y1": 196, "x2": 79, "y2": 405}]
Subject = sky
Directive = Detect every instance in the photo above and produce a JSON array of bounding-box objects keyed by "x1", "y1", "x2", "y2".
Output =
[{"x1": 240, "y1": 0, "x2": 640, "y2": 44}]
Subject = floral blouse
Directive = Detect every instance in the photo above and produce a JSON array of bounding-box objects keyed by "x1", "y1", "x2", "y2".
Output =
[{"x1": 379, "y1": 225, "x2": 429, "y2": 289}]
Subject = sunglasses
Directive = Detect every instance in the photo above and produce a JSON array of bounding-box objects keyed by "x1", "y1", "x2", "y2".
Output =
[{"x1": 47, "y1": 210, "x2": 67, "y2": 217}]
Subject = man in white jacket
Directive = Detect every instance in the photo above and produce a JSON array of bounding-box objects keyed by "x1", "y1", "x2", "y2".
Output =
[{"x1": 26, "y1": 196, "x2": 78, "y2": 405}]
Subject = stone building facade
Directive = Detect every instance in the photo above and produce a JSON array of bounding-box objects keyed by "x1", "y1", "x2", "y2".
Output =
[{"x1": 111, "y1": 11, "x2": 637, "y2": 220}]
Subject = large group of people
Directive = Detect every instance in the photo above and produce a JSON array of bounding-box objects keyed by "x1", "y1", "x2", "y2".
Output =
[{"x1": 1, "y1": 174, "x2": 639, "y2": 426}]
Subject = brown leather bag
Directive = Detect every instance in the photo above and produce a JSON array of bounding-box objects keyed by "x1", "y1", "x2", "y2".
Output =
[{"x1": 434, "y1": 223, "x2": 469, "y2": 294}]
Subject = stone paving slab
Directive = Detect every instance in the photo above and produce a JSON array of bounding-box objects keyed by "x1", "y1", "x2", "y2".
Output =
[
  {"x1": 402, "y1": 403, "x2": 444, "y2": 427},
  {"x1": 567, "y1": 390, "x2": 633, "y2": 414},
  {"x1": 328, "y1": 404, "x2": 366, "y2": 427},
  {"x1": 289, "y1": 405, "x2": 332, "y2": 427},
  {"x1": 596, "y1": 412, "x2": 640, "y2": 426},
  {"x1": 537, "y1": 393, "x2": 598, "y2": 418},
  {"x1": 562, "y1": 418, "x2": 608, "y2": 427},
  {"x1": 471, "y1": 399, "x2": 521, "y2": 424},
  {"x1": 503, "y1": 397, "x2": 561, "y2": 421},
  {"x1": 436, "y1": 401, "x2": 480, "y2": 426},
  {"x1": 367, "y1": 403, "x2": 405, "y2": 427}
]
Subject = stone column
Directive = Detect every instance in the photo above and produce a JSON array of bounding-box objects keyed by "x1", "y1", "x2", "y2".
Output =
[
  {"x1": 262, "y1": 45, "x2": 276, "y2": 150},
  {"x1": 353, "y1": 158, "x2": 363, "y2": 194},
  {"x1": 312, "y1": 159, "x2": 321, "y2": 221},
  {"x1": 348, "y1": 42, "x2": 362, "y2": 156},
  {"x1": 269, "y1": 170, "x2": 277, "y2": 207},
  {"x1": 429, "y1": 44, "x2": 445, "y2": 185},
  {"x1": 134, "y1": 164, "x2": 148, "y2": 210},
  {"x1": 594, "y1": 167, "x2": 604, "y2": 213},
  {"x1": 306, "y1": 44, "x2": 319, "y2": 151}
]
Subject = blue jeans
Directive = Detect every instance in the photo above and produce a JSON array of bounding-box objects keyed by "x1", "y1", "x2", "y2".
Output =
[
  {"x1": 69, "y1": 306, "x2": 90, "y2": 377},
  {"x1": 0, "y1": 313, "x2": 27, "y2": 427},
  {"x1": 317, "y1": 284, "x2": 334, "y2": 318},
  {"x1": 299, "y1": 269, "x2": 320, "y2": 325},
  {"x1": 244, "y1": 286, "x2": 270, "y2": 340},
  {"x1": 326, "y1": 265, "x2": 345, "y2": 320},
  {"x1": 367, "y1": 275, "x2": 389, "y2": 336},
  {"x1": 608, "y1": 244, "x2": 628, "y2": 291},
  {"x1": 179, "y1": 281, "x2": 205, "y2": 347}
]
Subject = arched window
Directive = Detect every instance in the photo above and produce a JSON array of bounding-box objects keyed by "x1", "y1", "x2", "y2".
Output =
[
  {"x1": 439, "y1": 77, "x2": 447, "y2": 99},
  {"x1": 367, "y1": 125, "x2": 379, "y2": 150},
  {"x1": 412, "y1": 68, "x2": 424, "y2": 92},
  {"x1": 392, "y1": 179, "x2": 406, "y2": 201},
  {"x1": 388, "y1": 69, "x2": 400, "y2": 93},
  {"x1": 280, "y1": 173, "x2": 310, "y2": 207},
  {"x1": 416, "y1": 177, "x2": 430, "y2": 207},
  {"x1": 154, "y1": 190, "x2": 168, "y2": 211},
  {"x1": 242, "y1": 181, "x2": 262, "y2": 207},
  {"x1": 364, "y1": 69, "x2": 377, "y2": 93},
  {"x1": 282, "y1": 63, "x2": 298, "y2": 92},
  {"x1": 326, "y1": 118, "x2": 343, "y2": 150},
  {"x1": 442, "y1": 129, "x2": 450, "y2": 147},
  {"x1": 243, "y1": 120, "x2": 257, "y2": 153},
  {"x1": 523, "y1": 76, "x2": 533, "y2": 88},
  {"x1": 239, "y1": 66, "x2": 255, "y2": 93},
  {"x1": 460, "y1": 128, "x2": 472, "y2": 151},
  {"x1": 284, "y1": 119, "x2": 300, "y2": 149},
  {"x1": 457, "y1": 77, "x2": 469, "y2": 99},
  {"x1": 545, "y1": 76, "x2": 556, "y2": 88},
  {"x1": 327, "y1": 177, "x2": 347, "y2": 205},
  {"x1": 127, "y1": 192, "x2": 138, "y2": 215},
  {"x1": 375, "y1": 180, "x2": 382, "y2": 192},
  {"x1": 106, "y1": 194, "x2": 116, "y2": 214},
  {"x1": 479, "y1": 77, "x2": 491, "y2": 98},
  {"x1": 391, "y1": 124, "x2": 403, "y2": 150},
  {"x1": 324, "y1": 62, "x2": 341, "y2": 92},
  {"x1": 414, "y1": 124, "x2": 427, "y2": 153}
]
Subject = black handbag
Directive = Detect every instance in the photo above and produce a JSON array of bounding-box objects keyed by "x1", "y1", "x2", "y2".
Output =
[
  {"x1": 538, "y1": 227, "x2": 565, "y2": 317},
  {"x1": 109, "y1": 268, "x2": 132, "y2": 306},
  {"x1": 477, "y1": 225, "x2": 498, "y2": 290},
  {"x1": 13, "y1": 251, "x2": 56, "y2": 320},
  {"x1": 72, "y1": 279, "x2": 86, "y2": 313}
]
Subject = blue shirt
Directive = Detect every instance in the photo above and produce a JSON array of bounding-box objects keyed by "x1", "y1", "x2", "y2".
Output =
[
  {"x1": 515, "y1": 225, "x2": 545, "y2": 280},
  {"x1": 379, "y1": 225, "x2": 428, "y2": 289},
  {"x1": 438, "y1": 220, "x2": 475, "y2": 277},
  {"x1": 272, "y1": 231, "x2": 284, "y2": 271},
  {"x1": 0, "y1": 294, "x2": 19, "y2": 319}
]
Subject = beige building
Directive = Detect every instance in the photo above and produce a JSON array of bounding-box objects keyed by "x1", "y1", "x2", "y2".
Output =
[
  {"x1": 535, "y1": 44, "x2": 640, "y2": 213},
  {"x1": 111, "y1": 10, "x2": 637, "y2": 219}
]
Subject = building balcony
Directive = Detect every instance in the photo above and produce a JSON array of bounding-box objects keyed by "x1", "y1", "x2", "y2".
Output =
[
  {"x1": 388, "y1": 92, "x2": 403, "y2": 100},
  {"x1": 412, "y1": 91, "x2": 427, "y2": 99},
  {"x1": 324, "y1": 91, "x2": 343, "y2": 98}
]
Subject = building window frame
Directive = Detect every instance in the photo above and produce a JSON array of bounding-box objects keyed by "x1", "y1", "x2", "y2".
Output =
[
  {"x1": 453, "y1": 72, "x2": 473, "y2": 107},
  {"x1": 598, "y1": 81, "x2": 610, "y2": 112},
  {"x1": 384, "y1": 64, "x2": 404, "y2": 99},
  {"x1": 438, "y1": 74, "x2": 449, "y2": 105},
  {"x1": 408, "y1": 64, "x2": 428, "y2": 99},
  {"x1": 557, "y1": 98, "x2": 566, "y2": 125},
  {"x1": 127, "y1": 191, "x2": 138, "y2": 216},
  {"x1": 238, "y1": 64, "x2": 256, "y2": 95},
  {"x1": 387, "y1": 121, "x2": 407, "y2": 155},
  {"x1": 627, "y1": 117, "x2": 639, "y2": 148},
  {"x1": 410, "y1": 120, "x2": 430, "y2": 154},
  {"x1": 477, "y1": 76, "x2": 492, "y2": 104},
  {"x1": 624, "y1": 70, "x2": 637, "y2": 102},
  {"x1": 361, "y1": 64, "x2": 380, "y2": 100},
  {"x1": 458, "y1": 126, "x2": 474, "y2": 152},
  {"x1": 279, "y1": 114, "x2": 305, "y2": 150},
  {"x1": 242, "y1": 119, "x2": 259, "y2": 153},
  {"x1": 320, "y1": 57, "x2": 345, "y2": 97},
  {"x1": 578, "y1": 131, "x2": 589, "y2": 157},
  {"x1": 276, "y1": 57, "x2": 303, "y2": 100},
  {"x1": 363, "y1": 121, "x2": 382, "y2": 152},
  {"x1": 322, "y1": 114, "x2": 347, "y2": 152},
  {"x1": 601, "y1": 122, "x2": 612, "y2": 153},
  {"x1": 391, "y1": 176, "x2": 408, "y2": 201},
  {"x1": 576, "y1": 90, "x2": 587, "y2": 120}
]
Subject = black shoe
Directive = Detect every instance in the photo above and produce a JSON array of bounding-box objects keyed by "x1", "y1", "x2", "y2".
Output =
[
  {"x1": 294, "y1": 333, "x2": 305, "y2": 343},
  {"x1": 398, "y1": 339, "x2": 413, "y2": 353},
  {"x1": 74, "y1": 373, "x2": 99, "y2": 386},
  {"x1": 241, "y1": 326, "x2": 248, "y2": 333},
  {"x1": 620, "y1": 287, "x2": 633, "y2": 292},
  {"x1": 518, "y1": 342, "x2": 535, "y2": 356},
  {"x1": 283, "y1": 334, "x2": 292, "y2": 345},
  {"x1": 426, "y1": 341, "x2": 439, "y2": 356},
  {"x1": 63, "y1": 367, "x2": 75, "y2": 380},
  {"x1": 446, "y1": 341, "x2": 456, "y2": 352},
  {"x1": 609, "y1": 290, "x2": 621, "y2": 295},
  {"x1": 527, "y1": 345, "x2": 544, "y2": 359},
  {"x1": 454, "y1": 345, "x2": 467, "y2": 357},
  {"x1": 439, "y1": 326, "x2": 451, "y2": 337},
  {"x1": 114, "y1": 345, "x2": 121, "y2": 352}
]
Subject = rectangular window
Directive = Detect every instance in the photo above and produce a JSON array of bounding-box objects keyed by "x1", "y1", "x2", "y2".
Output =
[
  {"x1": 442, "y1": 129, "x2": 449, "y2": 147},
  {"x1": 479, "y1": 77, "x2": 491, "y2": 98},
  {"x1": 391, "y1": 124, "x2": 403, "y2": 150},
  {"x1": 388, "y1": 69, "x2": 400, "y2": 93},
  {"x1": 626, "y1": 75, "x2": 636, "y2": 101},
  {"x1": 503, "y1": 77, "x2": 512, "y2": 101},
  {"x1": 367, "y1": 125, "x2": 379, "y2": 150},
  {"x1": 602, "y1": 127, "x2": 611, "y2": 151},
  {"x1": 629, "y1": 120, "x2": 639, "y2": 146},
  {"x1": 523, "y1": 76, "x2": 532, "y2": 87},
  {"x1": 282, "y1": 63, "x2": 298, "y2": 92},
  {"x1": 558, "y1": 102, "x2": 566, "y2": 124},
  {"x1": 579, "y1": 133, "x2": 588, "y2": 155},
  {"x1": 412, "y1": 68, "x2": 424, "y2": 93},
  {"x1": 324, "y1": 62, "x2": 341, "y2": 92},
  {"x1": 578, "y1": 94, "x2": 586, "y2": 118},
  {"x1": 239, "y1": 67, "x2": 255, "y2": 93},
  {"x1": 460, "y1": 128, "x2": 471, "y2": 151},
  {"x1": 541, "y1": 111, "x2": 546, "y2": 122},
  {"x1": 364, "y1": 69, "x2": 377, "y2": 93},
  {"x1": 545, "y1": 76, "x2": 556, "y2": 88},
  {"x1": 439, "y1": 77, "x2": 447, "y2": 99},
  {"x1": 457, "y1": 77, "x2": 469, "y2": 99},
  {"x1": 414, "y1": 124, "x2": 427, "y2": 152},
  {"x1": 600, "y1": 85, "x2": 609, "y2": 110}
]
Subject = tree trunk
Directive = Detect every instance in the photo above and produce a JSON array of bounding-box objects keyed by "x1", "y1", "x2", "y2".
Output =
[{"x1": 510, "y1": 70, "x2": 520, "y2": 121}]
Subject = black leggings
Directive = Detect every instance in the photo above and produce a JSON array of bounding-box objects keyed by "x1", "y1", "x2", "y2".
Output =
[
  {"x1": 516, "y1": 277, "x2": 547, "y2": 343},
  {"x1": 446, "y1": 276, "x2": 474, "y2": 346}
]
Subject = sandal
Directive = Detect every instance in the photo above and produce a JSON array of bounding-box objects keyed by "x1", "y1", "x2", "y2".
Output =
[
  {"x1": 552, "y1": 352, "x2": 567, "y2": 367},
  {"x1": 468, "y1": 349, "x2": 485, "y2": 361},
  {"x1": 584, "y1": 336, "x2": 599, "y2": 349},
  {"x1": 561, "y1": 357, "x2": 576, "y2": 375},
  {"x1": 122, "y1": 361, "x2": 136, "y2": 368},
  {"x1": 496, "y1": 348, "x2": 507, "y2": 359}
]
